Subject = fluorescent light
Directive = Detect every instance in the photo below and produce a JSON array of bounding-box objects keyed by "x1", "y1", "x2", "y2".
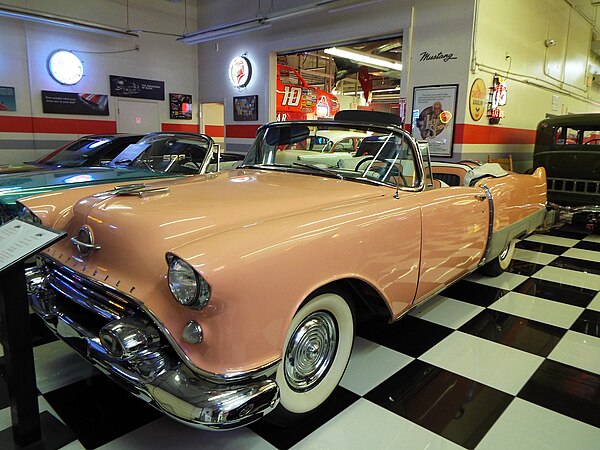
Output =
[
  {"x1": 0, "y1": 6, "x2": 138, "y2": 38},
  {"x1": 178, "y1": 19, "x2": 271, "y2": 44},
  {"x1": 324, "y1": 47, "x2": 402, "y2": 71},
  {"x1": 327, "y1": 0, "x2": 387, "y2": 14}
]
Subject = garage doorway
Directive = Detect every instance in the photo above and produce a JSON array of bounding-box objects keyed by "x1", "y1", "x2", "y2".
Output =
[
  {"x1": 116, "y1": 99, "x2": 160, "y2": 134},
  {"x1": 276, "y1": 36, "x2": 402, "y2": 121},
  {"x1": 201, "y1": 102, "x2": 225, "y2": 150}
]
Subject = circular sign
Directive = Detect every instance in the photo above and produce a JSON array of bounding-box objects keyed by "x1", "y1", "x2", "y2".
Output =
[
  {"x1": 469, "y1": 78, "x2": 486, "y2": 121},
  {"x1": 48, "y1": 50, "x2": 84, "y2": 85},
  {"x1": 229, "y1": 56, "x2": 252, "y2": 88}
]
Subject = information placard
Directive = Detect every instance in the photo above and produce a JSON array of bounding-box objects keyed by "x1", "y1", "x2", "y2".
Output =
[{"x1": 0, "y1": 220, "x2": 65, "y2": 272}]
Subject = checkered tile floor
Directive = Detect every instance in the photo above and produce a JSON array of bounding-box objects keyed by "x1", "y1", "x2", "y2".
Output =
[{"x1": 0, "y1": 224, "x2": 599, "y2": 449}]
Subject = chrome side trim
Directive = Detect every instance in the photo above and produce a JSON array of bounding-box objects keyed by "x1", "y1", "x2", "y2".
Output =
[{"x1": 479, "y1": 185, "x2": 494, "y2": 265}]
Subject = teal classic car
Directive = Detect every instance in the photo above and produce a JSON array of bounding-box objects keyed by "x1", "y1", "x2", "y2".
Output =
[{"x1": 0, "y1": 132, "x2": 242, "y2": 223}]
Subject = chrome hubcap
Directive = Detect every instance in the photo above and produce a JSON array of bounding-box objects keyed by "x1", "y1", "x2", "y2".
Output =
[{"x1": 284, "y1": 311, "x2": 338, "y2": 392}]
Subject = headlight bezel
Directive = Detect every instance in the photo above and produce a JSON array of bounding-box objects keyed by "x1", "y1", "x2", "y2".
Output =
[{"x1": 166, "y1": 253, "x2": 210, "y2": 310}]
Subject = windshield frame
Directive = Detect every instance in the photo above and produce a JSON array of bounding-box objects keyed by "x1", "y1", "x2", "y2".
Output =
[
  {"x1": 109, "y1": 133, "x2": 216, "y2": 174},
  {"x1": 242, "y1": 120, "x2": 425, "y2": 192}
]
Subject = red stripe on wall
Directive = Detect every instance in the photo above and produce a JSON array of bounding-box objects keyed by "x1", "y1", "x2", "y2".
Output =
[
  {"x1": 226, "y1": 124, "x2": 260, "y2": 139},
  {"x1": 161, "y1": 123, "x2": 200, "y2": 133},
  {"x1": 454, "y1": 123, "x2": 536, "y2": 145},
  {"x1": 0, "y1": 116, "x2": 116, "y2": 134},
  {"x1": 205, "y1": 125, "x2": 224, "y2": 137}
]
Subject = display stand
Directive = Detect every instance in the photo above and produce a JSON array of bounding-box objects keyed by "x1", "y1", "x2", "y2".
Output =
[{"x1": 0, "y1": 219, "x2": 76, "y2": 449}]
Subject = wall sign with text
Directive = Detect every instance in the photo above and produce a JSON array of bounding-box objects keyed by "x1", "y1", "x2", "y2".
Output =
[
  {"x1": 41, "y1": 91, "x2": 109, "y2": 115},
  {"x1": 469, "y1": 78, "x2": 486, "y2": 121},
  {"x1": 110, "y1": 75, "x2": 165, "y2": 100}
]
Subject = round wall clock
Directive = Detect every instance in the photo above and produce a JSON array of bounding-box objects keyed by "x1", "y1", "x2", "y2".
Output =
[{"x1": 48, "y1": 50, "x2": 84, "y2": 85}]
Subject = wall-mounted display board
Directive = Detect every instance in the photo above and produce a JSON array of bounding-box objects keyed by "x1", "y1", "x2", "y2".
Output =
[
  {"x1": 110, "y1": 75, "x2": 165, "y2": 100},
  {"x1": 41, "y1": 91, "x2": 109, "y2": 115}
]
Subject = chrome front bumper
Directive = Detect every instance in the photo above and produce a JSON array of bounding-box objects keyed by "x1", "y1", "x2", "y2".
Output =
[{"x1": 27, "y1": 266, "x2": 279, "y2": 430}]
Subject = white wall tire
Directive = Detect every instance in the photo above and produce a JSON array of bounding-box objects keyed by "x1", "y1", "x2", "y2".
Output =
[
  {"x1": 269, "y1": 291, "x2": 354, "y2": 424},
  {"x1": 479, "y1": 239, "x2": 516, "y2": 277}
]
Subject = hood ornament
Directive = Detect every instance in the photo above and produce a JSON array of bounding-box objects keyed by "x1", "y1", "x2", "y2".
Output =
[
  {"x1": 92, "y1": 183, "x2": 169, "y2": 198},
  {"x1": 71, "y1": 225, "x2": 101, "y2": 257}
]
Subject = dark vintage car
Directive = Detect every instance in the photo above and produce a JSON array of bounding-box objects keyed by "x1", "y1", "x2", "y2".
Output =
[
  {"x1": 0, "y1": 132, "x2": 243, "y2": 224},
  {"x1": 22, "y1": 111, "x2": 546, "y2": 430},
  {"x1": 0, "y1": 134, "x2": 143, "y2": 175},
  {"x1": 532, "y1": 113, "x2": 600, "y2": 230}
]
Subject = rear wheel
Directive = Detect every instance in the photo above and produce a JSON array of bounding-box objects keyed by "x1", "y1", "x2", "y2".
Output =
[
  {"x1": 479, "y1": 239, "x2": 516, "y2": 276},
  {"x1": 268, "y1": 290, "x2": 354, "y2": 426}
]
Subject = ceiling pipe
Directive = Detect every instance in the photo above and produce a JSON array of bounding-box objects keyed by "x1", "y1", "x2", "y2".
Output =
[
  {"x1": 0, "y1": 6, "x2": 138, "y2": 38},
  {"x1": 178, "y1": 0, "x2": 377, "y2": 44}
]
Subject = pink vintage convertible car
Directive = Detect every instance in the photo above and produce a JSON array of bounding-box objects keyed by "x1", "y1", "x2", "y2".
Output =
[{"x1": 22, "y1": 111, "x2": 547, "y2": 430}]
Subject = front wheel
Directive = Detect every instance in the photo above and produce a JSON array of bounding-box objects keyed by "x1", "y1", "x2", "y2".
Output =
[
  {"x1": 268, "y1": 291, "x2": 355, "y2": 426},
  {"x1": 479, "y1": 239, "x2": 516, "y2": 277}
]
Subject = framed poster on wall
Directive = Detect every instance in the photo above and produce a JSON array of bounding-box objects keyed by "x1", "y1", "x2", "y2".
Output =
[
  {"x1": 0, "y1": 86, "x2": 16, "y2": 111},
  {"x1": 233, "y1": 95, "x2": 258, "y2": 121},
  {"x1": 411, "y1": 85, "x2": 458, "y2": 157},
  {"x1": 169, "y1": 93, "x2": 192, "y2": 120}
]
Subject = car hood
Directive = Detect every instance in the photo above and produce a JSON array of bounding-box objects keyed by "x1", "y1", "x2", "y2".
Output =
[
  {"x1": 0, "y1": 166, "x2": 176, "y2": 206},
  {"x1": 48, "y1": 169, "x2": 386, "y2": 293}
]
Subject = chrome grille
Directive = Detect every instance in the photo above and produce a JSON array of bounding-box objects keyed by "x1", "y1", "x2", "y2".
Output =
[
  {"x1": 42, "y1": 259, "x2": 140, "y2": 336},
  {"x1": 548, "y1": 177, "x2": 600, "y2": 195}
]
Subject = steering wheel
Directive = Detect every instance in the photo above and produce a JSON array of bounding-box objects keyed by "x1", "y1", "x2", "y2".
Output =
[
  {"x1": 180, "y1": 154, "x2": 203, "y2": 173},
  {"x1": 354, "y1": 156, "x2": 375, "y2": 172}
]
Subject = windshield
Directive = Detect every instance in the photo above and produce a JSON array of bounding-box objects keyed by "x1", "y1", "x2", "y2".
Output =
[
  {"x1": 243, "y1": 122, "x2": 421, "y2": 188},
  {"x1": 109, "y1": 134, "x2": 212, "y2": 174},
  {"x1": 36, "y1": 137, "x2": 130, "y2": 167}
]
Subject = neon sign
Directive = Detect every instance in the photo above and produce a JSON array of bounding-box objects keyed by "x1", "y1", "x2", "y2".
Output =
[
  {"x1": 487, "y1": 75, "x2": 507, "y2": 124},
  {"x1": 229, "y1": 56, "x2": 252, "y2": 88}
]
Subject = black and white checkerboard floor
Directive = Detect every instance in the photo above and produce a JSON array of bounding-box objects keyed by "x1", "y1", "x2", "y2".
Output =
[{"x1": 0, "y1": 224, "x2": 599, "y2": 449}]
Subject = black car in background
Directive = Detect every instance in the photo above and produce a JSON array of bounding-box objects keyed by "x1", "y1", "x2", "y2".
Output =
[
  {"x1": 0, "y1": 134, "x2": 143, "y2": 175},
  {"x1": 533, "y1": 113, "x2": 600, "y2": 230}
]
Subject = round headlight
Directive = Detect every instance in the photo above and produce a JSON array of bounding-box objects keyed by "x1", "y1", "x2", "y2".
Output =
[{"x1": 167, "y1": 256, "x2": 210, "y2": 309}]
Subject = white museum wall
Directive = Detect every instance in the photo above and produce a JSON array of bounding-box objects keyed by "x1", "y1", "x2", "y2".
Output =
[{"x1": 0, "y1": 0, "x2": 198, "y2": 164}]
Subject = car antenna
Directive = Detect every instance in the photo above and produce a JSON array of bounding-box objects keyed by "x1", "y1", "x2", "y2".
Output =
[{"x1": 394, "y1": 116, "x2": 406, "y2": 200}]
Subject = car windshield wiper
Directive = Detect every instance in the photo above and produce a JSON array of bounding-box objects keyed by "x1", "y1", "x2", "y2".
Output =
[
  {"x1": 292, "y1": 162, "x2": 344, "y2": 180},
  {"x1": 113, "y1": 159, "x2": 133, "y2": 164}
]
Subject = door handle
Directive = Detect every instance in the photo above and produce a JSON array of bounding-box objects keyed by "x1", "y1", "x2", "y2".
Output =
[{"x1": 475, "y1": 193, "x2": 487, "y2": 201}]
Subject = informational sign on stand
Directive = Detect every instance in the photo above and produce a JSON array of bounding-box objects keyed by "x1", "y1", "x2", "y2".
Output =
[
  {"x1": 0, "y1": 219, "x2": 74, "y2": 449},
  {"x1": 0, "y1": 219, "x2": 65, "y2": 272}
]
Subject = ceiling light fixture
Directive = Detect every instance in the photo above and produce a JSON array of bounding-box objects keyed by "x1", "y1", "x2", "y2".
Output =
[
  {"x1": 177, "y1": 19, "x2": 271, "y2": 44},
  {"x1": 0, "y1": 6, "x2": 138, "y2": 38},
  {"x1": 324, "y1": 47, "x2": 402, "y2": 71},
  {"x1": 178, "y1": 1, "x2": 366, "y2": 45}
]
